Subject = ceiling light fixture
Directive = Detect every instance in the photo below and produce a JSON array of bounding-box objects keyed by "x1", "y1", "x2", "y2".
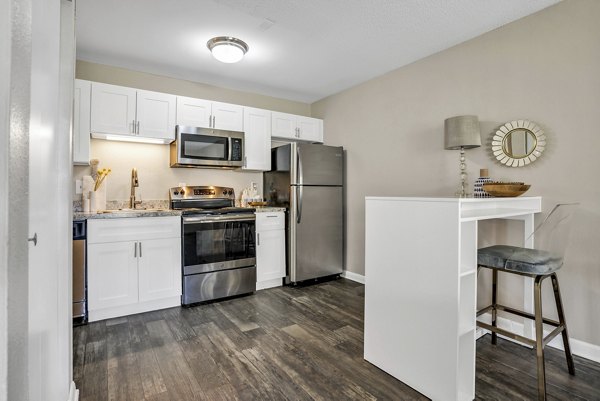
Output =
[{"x1": 207, "y1": 36, "x2": 249, "y2": 64}]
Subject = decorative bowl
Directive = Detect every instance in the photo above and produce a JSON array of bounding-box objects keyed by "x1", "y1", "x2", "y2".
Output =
[{"x1": 482, "y1": 182, "x2": 531, "y2": 197}]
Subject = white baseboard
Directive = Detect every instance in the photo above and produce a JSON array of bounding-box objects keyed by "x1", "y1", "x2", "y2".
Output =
[
  {"x1": 256, "y1": 278, "x2": 283, "y2": 291},
  {"x1": 341, "y1": 270, "x2": 365, "y2": 284},
  {"x1": 477, "y1": 312, "x2": 600, "y2": 364},
  {"x1": 67, "y1": 381, "x2": 79, "y2": 401}
]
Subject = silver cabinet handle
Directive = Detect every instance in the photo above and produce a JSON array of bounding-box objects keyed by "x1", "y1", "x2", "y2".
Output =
[
  {"x1": 132, "y1": 120, "x2": 136, "y2": 134},
  {"x1": 134, "y1": 242, "x2": 137, "y2": 257},
  {"x1": 28, "y1": 233, "x2": 38, "y2": 246},
  {"x1": 136, "y1": 120, "x2": 140, "y2": 135},
  {"x1": 257, "y1": 232, "x2": 260, "y2": 246},
  {"x1": 139, "y1": 242, "x2": 142, "y2": 257},
  {"x1": 212, "y1": 115, "x2": 216, "y2": 128}
]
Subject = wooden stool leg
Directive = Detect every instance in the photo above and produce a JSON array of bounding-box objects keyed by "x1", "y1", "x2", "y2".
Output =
[
  {"x1": 491, "y1": 269, "x2": 498, "y2": 345},
  {"x1": 550, "y1": 273, "x2": 575, "y2": 375},
  {"x1": 534, "y1": 275, "x2": 547, "y2": 401}
]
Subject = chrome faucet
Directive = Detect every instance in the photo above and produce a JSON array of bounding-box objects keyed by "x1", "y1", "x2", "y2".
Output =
[{"x1": 130, "y1": 168, "x2": 142, "y2": 209}]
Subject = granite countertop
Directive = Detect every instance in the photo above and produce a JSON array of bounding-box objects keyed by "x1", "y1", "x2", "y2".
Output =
[
  {"x1": 253, "y1": 206, "x2": 287, "y2": 213},
  {"x1": 74, "y1": 209, "x2": 182, "y2": 220}
]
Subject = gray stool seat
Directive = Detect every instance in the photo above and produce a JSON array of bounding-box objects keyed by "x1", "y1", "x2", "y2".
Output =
[{"x1": 478, "y1": 245, "x2": 563, "y2": 275}]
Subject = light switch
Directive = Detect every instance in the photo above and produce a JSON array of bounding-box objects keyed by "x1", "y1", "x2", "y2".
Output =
[{"x1": 75, "y1": 179, "x2": 83, "y2": 194}]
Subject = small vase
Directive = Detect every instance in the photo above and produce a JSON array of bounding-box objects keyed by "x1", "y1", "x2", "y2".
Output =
[
  {"x1": 474, "y1": 169, "x2": 493, "y2": 198},
  {"x1": 90, "y1": 191, "x2": 97, "y2": 212}
]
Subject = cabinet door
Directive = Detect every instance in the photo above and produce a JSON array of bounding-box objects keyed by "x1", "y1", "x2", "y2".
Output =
[
  {"x1": 297, "y1": 116, "x2": 323, "y2": 143},
  {"x1": 176, "y1": 96, "x2": 211, "y2": 128},
  {"x1": 138, "y1": 238, "x2": 182, "y2": 302},
  {"x1": 271, "y1": 111, "x2": 297, "y2": 140},
  {"x1": 73, "y1": 79, "x2": 91, "y2": 165},
  {"x1": 136, "y1": 90, "x2": 176, "y2": 141},
  {"x1": 243, "y1": 107, "x2": 271, "y2": 171},
  {"x1": 212, "y1": 101, "x2": 243, "y2": 131},
  {"x1": 88, "y1": 241, "x2": 139, "y2": 311},
  {"x1": 256, "y1": 229, "x2": 286, "y2": 282},
  {"x1": 90, "y1": 82, "x2": 136, "y2": 136}
]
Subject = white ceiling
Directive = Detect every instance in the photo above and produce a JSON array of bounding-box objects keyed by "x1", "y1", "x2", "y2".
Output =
[{"x1": 76, "y1": 0, "x2": 560, "y2": 103}]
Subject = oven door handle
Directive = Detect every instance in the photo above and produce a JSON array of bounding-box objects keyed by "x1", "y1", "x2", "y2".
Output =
[{"x1": 183, "y1": 214, "x2": 256, "y2": 224}]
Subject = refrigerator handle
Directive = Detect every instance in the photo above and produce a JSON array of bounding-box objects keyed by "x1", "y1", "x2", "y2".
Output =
[
  {"x1": 297, "y1": 185, "x2": 303, "y2": 224},
  {"x1": 297, "y1": 146, "x2": 303, "y2": 185}
]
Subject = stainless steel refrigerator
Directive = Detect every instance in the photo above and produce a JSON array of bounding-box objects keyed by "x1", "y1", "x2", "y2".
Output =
[{"x1": 264, "y1": 143, "x2": 344, "y2": 283}]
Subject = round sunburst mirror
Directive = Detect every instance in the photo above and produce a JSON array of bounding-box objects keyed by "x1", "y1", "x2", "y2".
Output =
[{"x1": 492, "y1": 120, "x2": 546, "y2": 167}]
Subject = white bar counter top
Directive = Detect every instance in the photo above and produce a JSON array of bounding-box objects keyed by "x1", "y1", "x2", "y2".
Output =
[{"x1": 364, "y1": 196, "x2": 541, "y2": 401}]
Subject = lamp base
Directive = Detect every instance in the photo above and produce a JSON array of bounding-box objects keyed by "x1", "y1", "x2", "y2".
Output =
[{"x1": 454, "y1": 147, "x2": 471, "y2": 198}]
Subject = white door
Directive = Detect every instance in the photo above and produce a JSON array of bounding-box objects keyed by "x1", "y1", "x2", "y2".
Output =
[
  {"x1": 90, "y1": 82, "x2": 136, "y2": 136},
  {"x1": 176, "y1": 96, "x2": 211, "y2": 128},
  {"x1": 272, "y1": 111, "x2": 297, "y2": 139},
  {"x1": 28, "y1": 0, "x2": 73, "y2": 400},
  {"x1": 212, "y1": 101, "x2": 244, "y2": 131},
  {"x1": 243, "y1": 107, "x2": 271, "y2": 171},
  {"x1": 297, "y1": 116, "x2": 323, "y2": 143},
  {"x1": 256, "y1": 230, "x2": 286, "y2": 282},
  {"x1": 73, "y1": 79, "x2": 90, "y2": 165},
  {"x1": 136, "y1": 90, "x2": 176, "y2": 141},
  {"x1": 88, "y1": 241, "x2": 139, "y2": 310},
  {"x1": 138, "y1": 238, "x2": 182, "y2": 302}
]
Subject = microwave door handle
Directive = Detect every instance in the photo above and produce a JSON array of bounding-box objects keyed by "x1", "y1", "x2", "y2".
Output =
[{"x1": 228, "y1": 137, "x2": 233, "y2": 161}]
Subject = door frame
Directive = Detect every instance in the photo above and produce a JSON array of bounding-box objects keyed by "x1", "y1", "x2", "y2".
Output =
[{"x1": 1, "y1": 0, "x2": 33, "y2": 400}]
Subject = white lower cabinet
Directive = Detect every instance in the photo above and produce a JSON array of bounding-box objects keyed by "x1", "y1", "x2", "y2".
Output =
[
  {"x1": 256, "y1": 212, "x2": 286, "y2": 290},
  {"x1": 88, "y1": 217, "x2": 181, "y2": 321}
]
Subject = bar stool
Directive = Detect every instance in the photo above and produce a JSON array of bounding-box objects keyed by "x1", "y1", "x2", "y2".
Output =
[{"x1": 476, "y1": 203, "x2": 578, "y2": 401}]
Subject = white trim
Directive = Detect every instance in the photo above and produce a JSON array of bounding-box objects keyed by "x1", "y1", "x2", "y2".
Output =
[
  {"x1": 477, "y1": 312, "x2": 600, "y2": 363},
  {"x1": 341, "y1": 270, "x2": 365, "y2": 284},
  {"x1": 67, "y1": 381, "x2": 79, "y2": 401},
  {"x1": 256, "y1": 278, "x2": 283, "y2": 291},
  {"x1": 89, "y1": 296, "x2": 180, "y2": 322}
]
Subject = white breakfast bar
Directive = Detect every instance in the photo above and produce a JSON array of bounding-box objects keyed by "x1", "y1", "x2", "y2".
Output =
[{"x1": 364, "y1": 196, "x2": 542, "y2": 401}]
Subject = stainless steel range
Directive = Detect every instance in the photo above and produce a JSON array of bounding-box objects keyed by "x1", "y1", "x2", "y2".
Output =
[{"x1": 170, "y1": 186, "x2": 256, "y2": 305}]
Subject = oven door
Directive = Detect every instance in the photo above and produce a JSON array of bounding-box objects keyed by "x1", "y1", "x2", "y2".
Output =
[
  {"x1": 182, "y1": 213, "x2": 256, "y2": 275},
  {"x1": 173, "y1": 126, "x2": 243, "y2": 167}
]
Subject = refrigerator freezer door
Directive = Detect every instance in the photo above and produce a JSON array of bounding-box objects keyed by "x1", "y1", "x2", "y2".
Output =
[
  {"x1": 290, "y1": 185, "x2": 343, "y2": 282},
  {"x1": 294, "y1": 143, "x2": 343, "y2": 186}
]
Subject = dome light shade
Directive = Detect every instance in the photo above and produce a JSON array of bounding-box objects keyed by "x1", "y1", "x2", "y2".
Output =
[{"x1": 207, "y1": 36, "x2": 249, "y2": 63}]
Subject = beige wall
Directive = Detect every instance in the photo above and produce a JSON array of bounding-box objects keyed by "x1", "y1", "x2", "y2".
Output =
[
  {"x1": 312, "y1": 0, "x2": 600, "y2": 345},
  {"x1": 74, "y1": 61, "x2": 311, "y2": 201}
]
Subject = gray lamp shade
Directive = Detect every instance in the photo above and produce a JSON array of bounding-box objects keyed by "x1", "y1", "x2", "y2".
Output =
[{"x1": 444, "y1": 115, "x2": 481, "y2": 150}]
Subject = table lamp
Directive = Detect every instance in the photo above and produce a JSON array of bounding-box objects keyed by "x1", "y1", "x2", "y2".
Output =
[{"x1": 444, "y1": 115, "x2": 481, "y2": 197}]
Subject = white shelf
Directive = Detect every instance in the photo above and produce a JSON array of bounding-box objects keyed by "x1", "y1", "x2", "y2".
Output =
[{"x1": 461, "y1": 207, "x2": 539, "y2": 222}]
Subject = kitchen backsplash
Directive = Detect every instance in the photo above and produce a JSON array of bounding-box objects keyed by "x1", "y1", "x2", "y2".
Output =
[{"x1": 73, "y1": 139, "x2": 264, "y2": 203}]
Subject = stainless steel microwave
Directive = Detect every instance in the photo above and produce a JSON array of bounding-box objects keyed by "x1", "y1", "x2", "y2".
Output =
[{"x1": 170, "y1": 125, "x2": 244, "y2": 168}]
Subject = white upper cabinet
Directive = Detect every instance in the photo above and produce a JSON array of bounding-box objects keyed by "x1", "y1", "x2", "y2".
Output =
[
  {"x1": 212, "y1": 101, "x2": 243, "y2": 131},
  {"x1": 90, "y1": 82, "x2": 176, "y2": 143},
  {"x1": 73, "y1": 79, "x2": 91, "y2": 165},
  {"x1": 91, "y1": 82, "x2": 137, "y2": 136},
  {"x1": 271, "y1": 111, "x2": 323, "y2": 143},
  {"x1": 136, "y1": 90, "x2": 176, "y2": 140},
  {"x1": 176, "y1": 96, "x2": 243, "y2": 131},
  {"x1": 297, "y1": 116, "x2": 323, "y2": 143},
  {"x1": 242, "y1": 107, "x2": 271, "y2": 171},
  {"x1": 176, "y1": 96, "x2": 211, "y2": 128}
]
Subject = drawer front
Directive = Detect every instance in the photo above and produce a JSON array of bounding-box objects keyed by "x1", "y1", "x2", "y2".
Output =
[
  {"x1": 256, "y1": 212, "x2": 285, "y2": 231},
  {"x1": 88, "y1": 216, "x2": 180, "y2": 244}
]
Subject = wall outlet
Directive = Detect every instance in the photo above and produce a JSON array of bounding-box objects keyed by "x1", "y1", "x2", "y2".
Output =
[{"x1": 75, "y1": 179, "x2": 83, "y2": 194}]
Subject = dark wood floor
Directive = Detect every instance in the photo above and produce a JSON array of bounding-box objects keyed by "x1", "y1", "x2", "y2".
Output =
[{"x1": 74, "y1": 278, "x2": 600, "y2": 400}]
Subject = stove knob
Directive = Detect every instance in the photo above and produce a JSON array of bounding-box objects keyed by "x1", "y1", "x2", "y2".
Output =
[
  {"x1": 223, "y1": 190, "x2": 227, "y2": 195},
  {"x1": 228, "y1": 190, "x2": 233, "y2": 195},
  {"x1": 173, "y1": 191, "x2": 179, "y2": 196}
]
